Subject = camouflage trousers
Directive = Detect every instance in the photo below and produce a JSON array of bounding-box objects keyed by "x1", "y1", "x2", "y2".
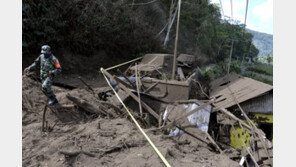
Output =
[{"x1": 41, "y1": 76, "x2": 55, "y2": 99}]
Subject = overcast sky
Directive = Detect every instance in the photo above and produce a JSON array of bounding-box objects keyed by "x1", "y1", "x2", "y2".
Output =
[{"x1": 211, "y1": 0, "x2": 273, "y2": 34}]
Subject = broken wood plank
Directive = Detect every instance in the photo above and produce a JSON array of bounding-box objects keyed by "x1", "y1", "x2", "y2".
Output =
[
  {"x1": 217, "y1": 107, "x2": 252, "y2": 131},
  {"x1": 174, "y1": 99, "x2": 209, "y2": 104},
  {"x1": 205, "y1": 132, "x2": 223, "y2": 154},
  {"x1": 143, "y1": 81, "x2": 160, "y2": 93},
  {"x1": 66, "y1": 94, "x2": 110, "y2": 116},
  {"x1": 177, "y1": 67, "x2": 185, "y2": 80},
  {"x1": 101, "y1": 69, "x2": 160, "y2": 121},
  {"x1": 117, "y1": 69, "x2": 136, "y2": 89},
  {"x1": 113, "y1": 76, "x2": 135, "y2": 90},
  {"x1": 165, "y1": 99, "x2": 215, "y2": 129},
  {"x1": 78, "y1": 76, "x2": 95, "y2": 93},
  {"x1": 135, "y1": 63, "x2": 143, "y2": 116},
  {"x1": 42, "y1": 102, "x2": 48, "y2": 132},
  {"x1": 60, "y1": 150, "x2": 95, "y2": 157},
  {"x1": 177, "y1": 126, "x2": 209, "y2": 145}
]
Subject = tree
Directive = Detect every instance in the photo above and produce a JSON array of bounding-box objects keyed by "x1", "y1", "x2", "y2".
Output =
[{"x1": 266, "y1": 54, "x2": 273, "y2": 64}]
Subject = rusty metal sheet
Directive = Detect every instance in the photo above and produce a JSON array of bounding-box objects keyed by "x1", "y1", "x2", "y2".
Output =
[
  {"x1": 177, "y1": 54, "x2": 196, "y2": 64},
  {"x1": 209, "y1": 73, "x2": 273, "y2": 110},
  {"x1": 129, "y1": 54, "x2": 173, "y2": 72}
]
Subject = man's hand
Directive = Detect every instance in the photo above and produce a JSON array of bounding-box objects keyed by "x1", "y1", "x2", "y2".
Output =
[{"x1": 24, "y1": 67, "x2": 30, "y2": 73}]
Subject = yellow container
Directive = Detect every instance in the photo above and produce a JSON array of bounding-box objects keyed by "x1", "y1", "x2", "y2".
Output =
[{"x1": 230, "y1": 113, "x2": 273, "y2": 148}]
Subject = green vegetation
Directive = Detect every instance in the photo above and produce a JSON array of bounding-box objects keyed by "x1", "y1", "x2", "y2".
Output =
[
  {"x1": 198, "y1": 61, "x2": 273, "y2": 85},
  {"x1": 23, "y1": 0, "x2": 258, "y2": 62},
  {"x1": 23, "y1": 0, "x2": 164, "y2": 57},
  {"x1": 23, "y1": 0, "x2": 271, "y2": 82}
]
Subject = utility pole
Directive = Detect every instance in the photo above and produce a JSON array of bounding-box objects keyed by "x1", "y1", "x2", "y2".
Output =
[
  {"x1": 227, "y1": 39, "x2": 234, "y2": 74},
  {"x1": 219, "y1": 0, "x2": 225, "y2": 19},
  {"x1": 244, "y1": 0, "x2": 249, "y2": 26},
  {"x1": 230, "y1": 0, "x2": 233, "y2": 23},
  {"x1": 172, "y1": 0, "x2": 181, "y2": 80}
]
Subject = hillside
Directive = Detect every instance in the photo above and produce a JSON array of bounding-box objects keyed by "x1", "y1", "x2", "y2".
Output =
[
  {"x1": 247, "y1": 29, "x2": 273, "y2": 56},
  {"x1": 22, "y1": 0, "x2": 258, "y2": 74}
]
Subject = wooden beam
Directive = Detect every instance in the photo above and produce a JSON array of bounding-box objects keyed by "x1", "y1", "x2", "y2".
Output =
[
  {"x1": 143, "y1": 81, "x2": 160, "y2": 93},
  {"x1": 135, "y1": 63, "x2": 143, "y2": 116},
  {"x1": 66, "y1": 94, "x2": 112, "y2": 116},
  {"x1": 165, "y1": 99, "x2": 215, "y2": 129},
  {"x1": 217, "y1": 107, "x2": 252, "y2": 131},
  {"x1": 113, "y1": 76, "x2": 134, "y2": 89},
  {"x1": 177, "y1": 67, "x2": 185, "y2": 80},
  {"x1": 172, "y1": 0, "x2": 182, "y2": 79},
  {"x1": 101, "y1": 69, "x2": 160, "y2": 121},
  {"x1": 117, "y1": 69, "x2": 136, "y2": 89}
]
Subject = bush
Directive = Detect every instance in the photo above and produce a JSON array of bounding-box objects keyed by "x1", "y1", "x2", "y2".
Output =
[
  {"x1": 199, "y1": 60, "x2": 242, "y2": 82},
  {"x1": 22, "y1": 0, "x2": 164, "y2": 57}
]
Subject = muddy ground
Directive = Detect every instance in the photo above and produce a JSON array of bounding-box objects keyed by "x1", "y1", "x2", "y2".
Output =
[{"x1": 22, "y1": 75, "x2": 239, "y2": 167}]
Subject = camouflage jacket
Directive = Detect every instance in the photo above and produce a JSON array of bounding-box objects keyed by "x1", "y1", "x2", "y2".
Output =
[{"x1": 29, "y1": 54, "x2": 62, "y2": 78}]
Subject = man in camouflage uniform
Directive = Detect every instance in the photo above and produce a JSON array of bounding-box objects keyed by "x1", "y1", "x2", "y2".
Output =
[{"x1": 24, "y1": 45, "x2": 62, "y2": 105}]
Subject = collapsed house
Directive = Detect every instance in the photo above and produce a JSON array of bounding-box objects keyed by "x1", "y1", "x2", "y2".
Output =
[
  {"x1": 210, "y1": 73, "x2": 273, "y2": 166},
  {"x1": 210, "y1": 73, "x2": 273, "y2": 144},
  {"x1": 36, "y1": 53, "x2": 273, "y2": 167}
]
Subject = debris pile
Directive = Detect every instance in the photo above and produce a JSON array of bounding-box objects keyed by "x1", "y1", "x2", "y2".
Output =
[{"x1": 22, "y1": 54, "x2": 273, "y2": 167}]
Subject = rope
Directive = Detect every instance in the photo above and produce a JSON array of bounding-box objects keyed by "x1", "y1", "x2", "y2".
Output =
[
  {"x1": 100, "y1": 68, "x2": 171, "y2": 167},
  {"x1": 99, "y1": 57, "x2": 143, "y2": 73}
]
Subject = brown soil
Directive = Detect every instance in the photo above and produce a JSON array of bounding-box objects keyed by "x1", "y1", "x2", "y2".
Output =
[{"x1": 22, "y1": 75, "x2": 239, "y2": 167}]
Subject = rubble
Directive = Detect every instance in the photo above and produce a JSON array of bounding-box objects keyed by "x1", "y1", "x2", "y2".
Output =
[{"x1": 22, "y1": 55, "x2": 273, "y2": 167}]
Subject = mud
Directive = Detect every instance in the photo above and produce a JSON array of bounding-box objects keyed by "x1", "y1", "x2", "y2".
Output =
[{"x1": 22, "y1": 75, "x2": 239, "y2": 167}]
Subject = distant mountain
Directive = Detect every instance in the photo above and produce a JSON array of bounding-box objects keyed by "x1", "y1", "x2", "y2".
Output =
[{"x1": 247, "y1": 29, "x2": 273, "y2": 56}]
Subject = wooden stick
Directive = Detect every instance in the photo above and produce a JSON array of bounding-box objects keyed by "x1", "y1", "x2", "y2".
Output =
[
  {"x1": 176, "y1": 126, "x2": 209, "y2": 144},
  {"x1": 165, "y1": 99, "x2": 215, "y2": 129},
  {"x1": 101, "y1": 69, "x2": 160, "y2": 121},
  {"x1": 217, "y1": 107, "x2": 252, "y2": 131},
  {"x1": 78, "y1": 76, "x2": 95, "y2": 93},
  {"x1": 175, "y1": 99, "x2": 209, "y2": 104},
  {"x1": 66, "y1": 94, "x2": 111, "y2": 116},
  {"x1": 135, "y1": 63, "x2": 143, "y2": 116},
  {"x1": 60, "y1": 150, "x2": 95, "y2": 157},
  {"x1": 117, "y1": 69, "x2": 136, "y2": 89},
  {"x1": 177, "y1": 67, "x2": 185, "y2": 80},
  {"x1": 143, "y1": 81, "x2": 160, "y2": 93},
  {"x1": 172, "y1": 0, "x2": 182, "y2": 79},
  {"x1": 113, "y1": 76, "x2": 134, "y2": 89},
  {"x1": 205, "y1": 132, "x2": 223, "y2": 154},
  {"x1": 42, "y1": 102, "x2": 48, "y2": 132}
]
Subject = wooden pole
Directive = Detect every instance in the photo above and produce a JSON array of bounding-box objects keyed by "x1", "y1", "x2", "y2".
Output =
[
  {"x1": 244, "y1": 0, "x2": 249, "y2": 26},
  {"x1": 227, "y1": 39, "x2": 234, "y2": 74},
  {"x1": 172, "y1": 0, "x2": 181, "y2": 80},
  {"x1": 135, "y1": 64, "x2": 143, "y2": 116},
  {"x1": 42, "y1": 102, "x2": 48, "y2": 132},
  {"x1": 101, "y1": 69, "x2": 160, "y2": 121}
]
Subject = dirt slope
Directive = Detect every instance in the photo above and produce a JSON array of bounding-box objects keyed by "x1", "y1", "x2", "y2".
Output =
[{"x1": 22, "y1": 75, "x2": 238, "y2": 167}]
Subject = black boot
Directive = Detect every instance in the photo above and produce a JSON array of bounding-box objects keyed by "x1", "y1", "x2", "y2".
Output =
[{"x1": 48, "y1": 96, "x2": 58, "y2": 106}]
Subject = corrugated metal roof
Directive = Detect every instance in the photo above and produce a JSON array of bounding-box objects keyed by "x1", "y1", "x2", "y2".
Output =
[
  {"x1": 129, "y1": 54, "x2": 173, "y2": 72},
  {"x1": 177, "y1": 54, "x2": 196, "y2": 64},
  {"x1": 209, "y1": 73, "x2": 273, "y2": 110}
]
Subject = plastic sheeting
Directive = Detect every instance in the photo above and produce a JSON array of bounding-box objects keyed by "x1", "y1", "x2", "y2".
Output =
[{"x1": 163, "y1": 102, "x2": 212, "y2": 136}]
